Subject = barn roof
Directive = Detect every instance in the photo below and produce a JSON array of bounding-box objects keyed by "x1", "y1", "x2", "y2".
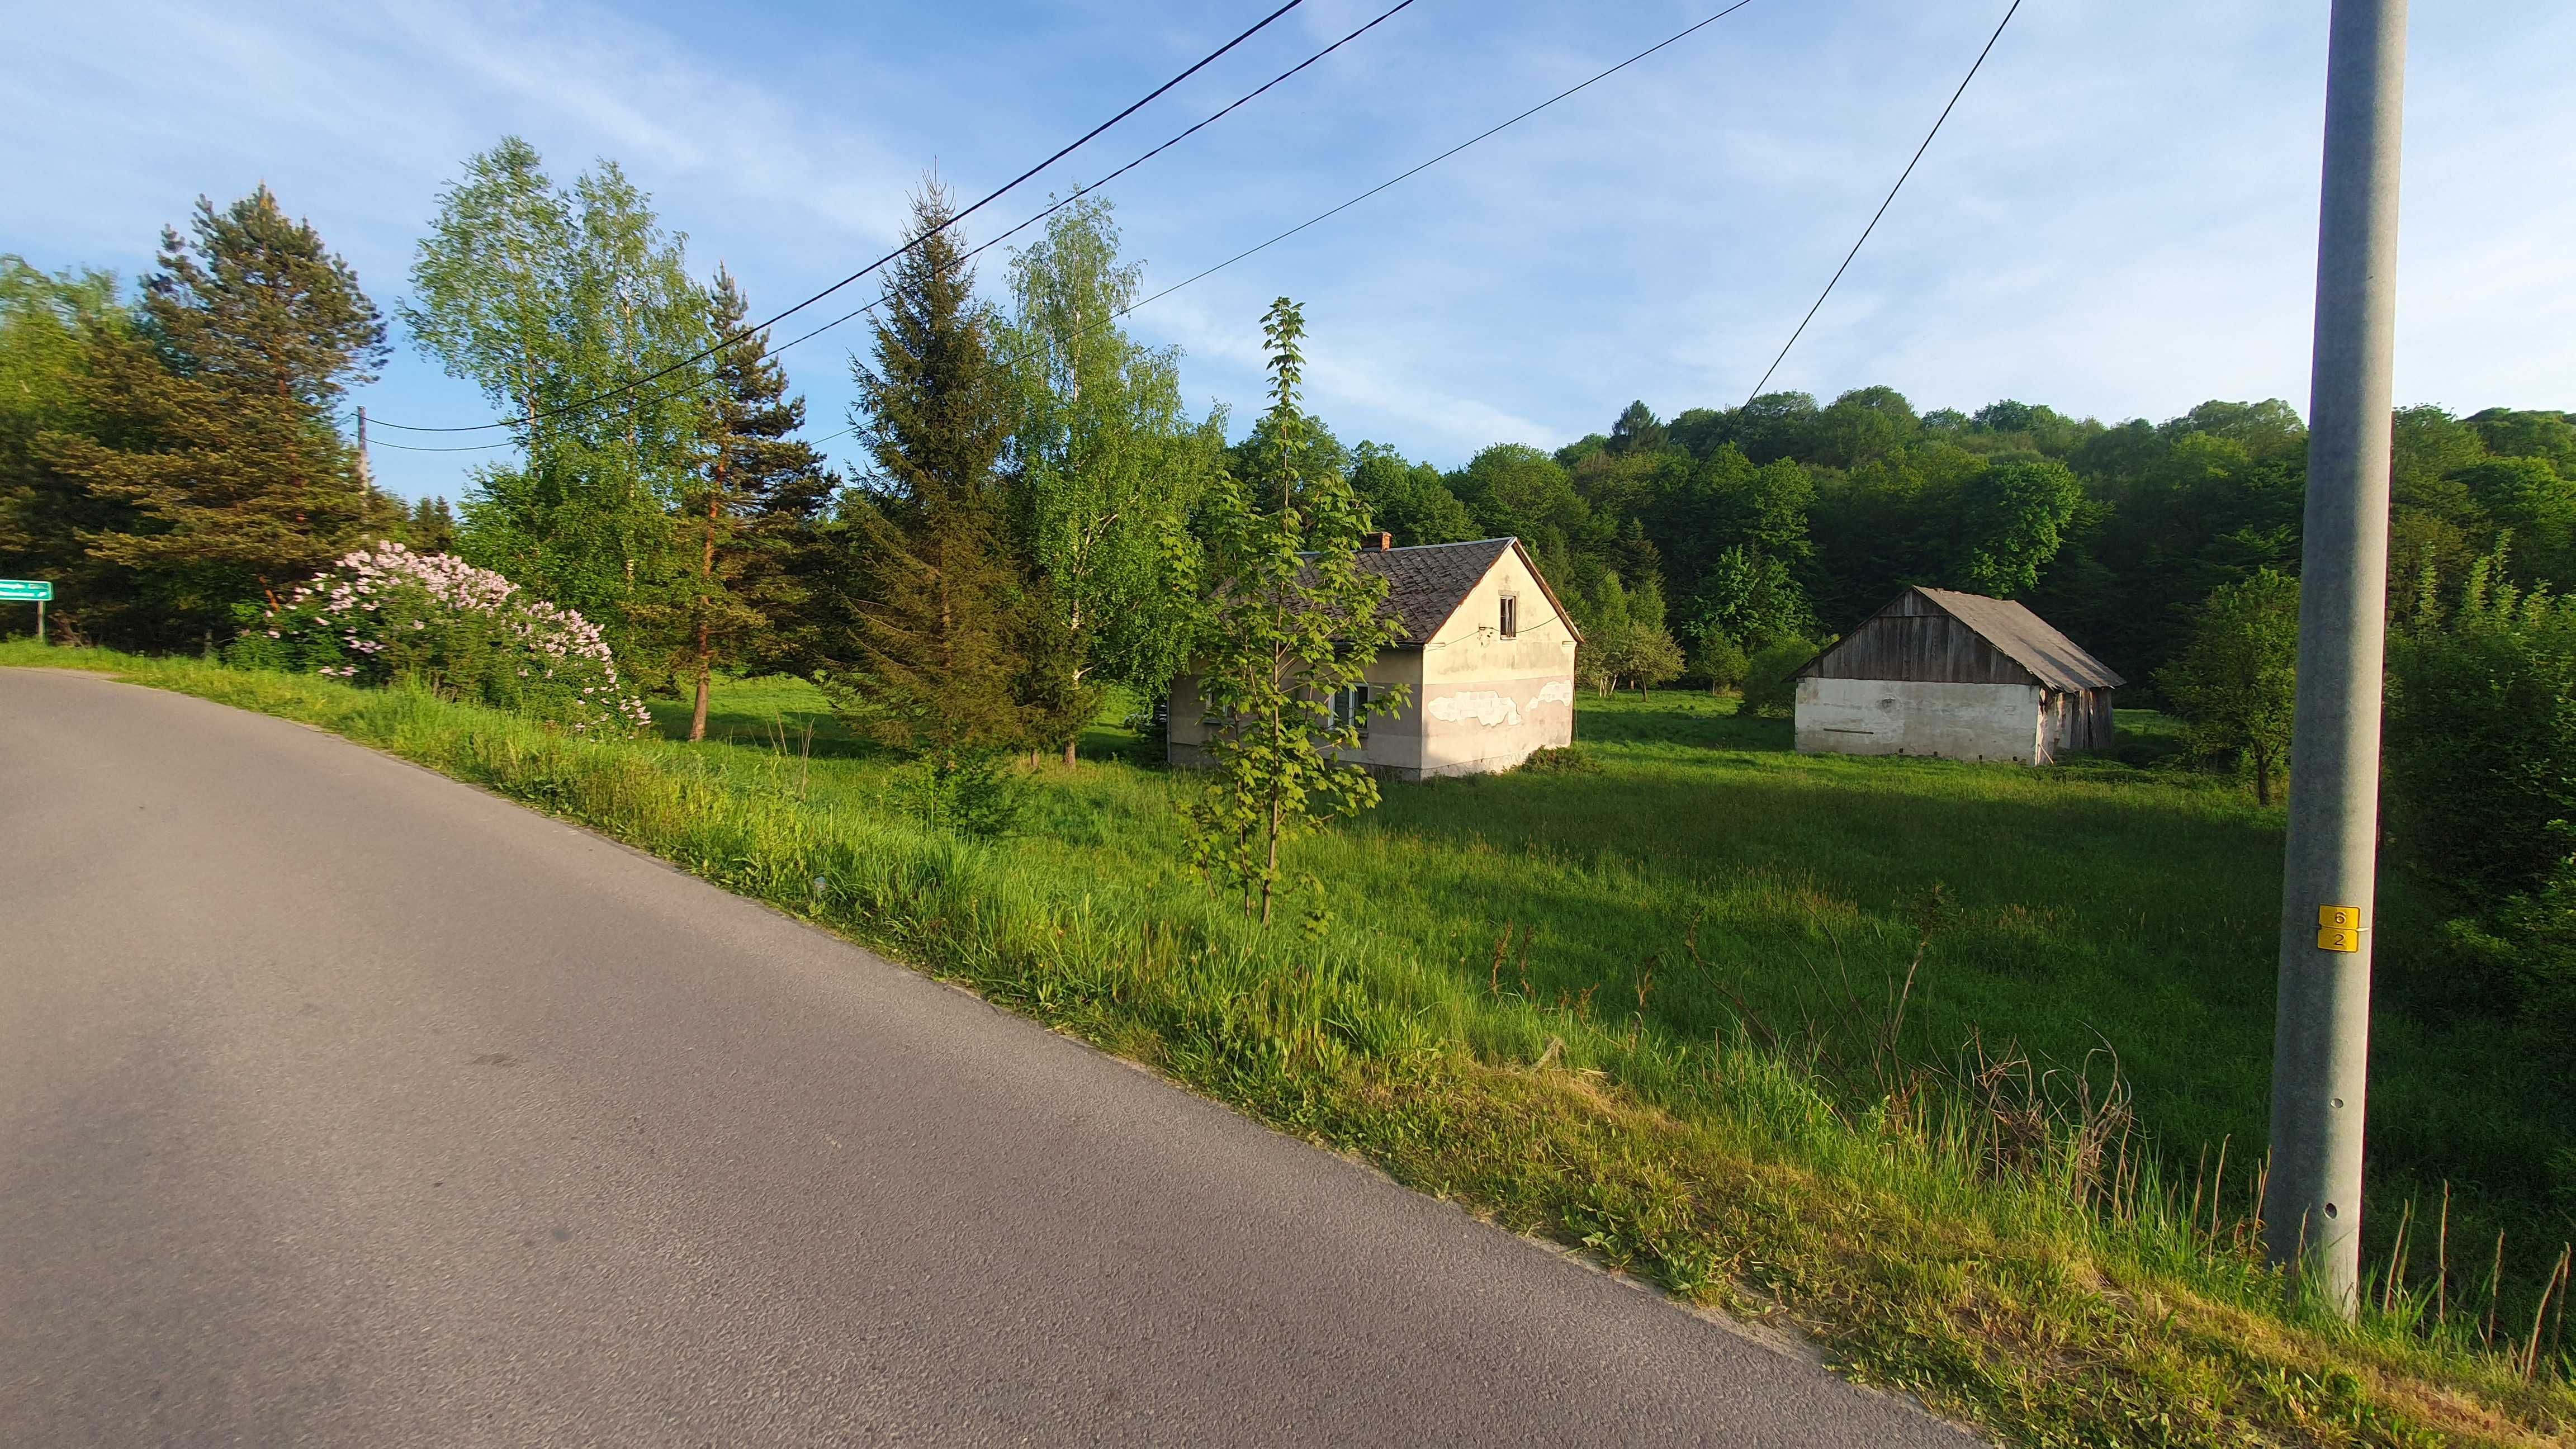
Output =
[
  {"x1": 1315, "y1": 537, "x2": 1582, "y2": 646},
  {"x1": 1803, "y1": 587, "x2": 2124, "y2": 690}
]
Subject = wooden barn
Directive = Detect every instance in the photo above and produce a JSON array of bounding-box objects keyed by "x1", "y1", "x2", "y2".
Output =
[{"x1": 1792, "y1": 587, "x2": 2123, "y2": 765}]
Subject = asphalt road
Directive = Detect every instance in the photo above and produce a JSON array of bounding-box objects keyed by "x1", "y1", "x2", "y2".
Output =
[{"x1": 0, "y1": 667, "x2": 1973, "y2": 1447}]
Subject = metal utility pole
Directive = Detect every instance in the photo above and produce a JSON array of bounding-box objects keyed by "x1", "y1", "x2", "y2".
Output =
[{"x1": 2262, "y1": 0, "x2": 2408, "y2": 1316}]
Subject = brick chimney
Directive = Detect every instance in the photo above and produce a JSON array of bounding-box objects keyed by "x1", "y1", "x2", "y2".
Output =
[{"x1": 1368, "y1": 531, "x2": 1393, "y2": 551}]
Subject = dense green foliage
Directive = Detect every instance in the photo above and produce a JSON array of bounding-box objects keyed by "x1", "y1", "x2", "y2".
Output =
[
  {"x1": 1342, "y1": 391, "x2": 2576, "y2": 715},
  {"x1": 997, "y1": 196, "x2": 1219, "y2": 755},
  {"x1": 19, "y1": 190, "x2": 395, "y2": 645},
  {"x1": 2385, "y1": 555, "x2": 2576, "y2": 1062},
  {"x1": 816, "y1": 182, "x2": 1070, "y2": 760},
  {"x1": 2157, "y1": 568, "x2": 2301, "y2": 804},
  {"x1": 665, "y1": 266, "x2": 837, "y2": 738},
  {"x1": 402, "y1": 138, "x2": 713, "y2": 665}
]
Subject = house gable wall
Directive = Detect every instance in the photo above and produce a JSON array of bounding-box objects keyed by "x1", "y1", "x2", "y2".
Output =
[
  {"x1": 1167, "y1": 539, "x2": 1579, "y2": 780},
  {"x1": 1412, "y1": 544, "x2": 1578, "y2": 776}
]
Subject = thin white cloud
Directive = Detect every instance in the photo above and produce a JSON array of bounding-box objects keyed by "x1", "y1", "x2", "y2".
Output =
[{"x1": 6, "y1": 0, "x2": 2569, "y2": 499}]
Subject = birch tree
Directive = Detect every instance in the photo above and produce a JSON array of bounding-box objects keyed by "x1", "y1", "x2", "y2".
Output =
[
  {"x1": 402, "y1": 137, "x2": 711, "y2": 663},
  {"x1": 997, "y1": 196, "x2": 1213, "y2": 763}
]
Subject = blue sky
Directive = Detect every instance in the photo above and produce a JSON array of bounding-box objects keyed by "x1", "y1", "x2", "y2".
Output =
[{"x1": 6, "y1": 1, "x2": 2568, "y2": 501}]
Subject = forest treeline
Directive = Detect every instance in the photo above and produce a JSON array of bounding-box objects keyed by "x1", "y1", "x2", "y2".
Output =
[{"x1": 3, "y1": 139, "x2": 2574, "y2": 1042}]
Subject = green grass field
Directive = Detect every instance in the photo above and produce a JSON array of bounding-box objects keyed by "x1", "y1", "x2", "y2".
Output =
[
  {"x1": 13, "y1": 642, "x2": 2571, "y2": 1444},
  {"x1": 660, "y1": 676, "x2": 2572, "y2": 1292}
]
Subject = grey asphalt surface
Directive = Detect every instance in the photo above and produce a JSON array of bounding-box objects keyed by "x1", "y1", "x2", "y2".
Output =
[{"x1": 0, "y1": 667, "x2": 1976, "y2": 1447}]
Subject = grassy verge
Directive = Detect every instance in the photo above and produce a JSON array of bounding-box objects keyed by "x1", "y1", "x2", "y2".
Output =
[{"x1": 10, "y1": 642, "x2": 2570, "y2": 1446}]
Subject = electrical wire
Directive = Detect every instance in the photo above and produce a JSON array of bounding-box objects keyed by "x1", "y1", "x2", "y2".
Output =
[
  {"x1": 743, "y1": 0, "x2": 1767, "y2": 408},
  {"x1": 367, "y1": 1, "x2": 1768, "y2": 463},
  {"x1": 366, "y1": 0, "x2": 1310, "y2": 434},
  {"x1": 357, "y1": 0, "x2": 1423, "y2": 450},
  {"x1": 1123, "y1": 0, "x2": 1761, "y2": 319},
  {"x1": 1741, "y1": 0, "x2": 2022, "y2": 405},
  {"x1": 716, "y1": 0, "x2": 1427, "y2": 383},
  {"x1": 366, "y1": 434, "x2": 520, "y2": 454}
]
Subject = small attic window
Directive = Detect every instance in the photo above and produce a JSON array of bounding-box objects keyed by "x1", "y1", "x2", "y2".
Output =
[{"x1": 1498, "y1": 594, "x2": 1519, "y2": 638}]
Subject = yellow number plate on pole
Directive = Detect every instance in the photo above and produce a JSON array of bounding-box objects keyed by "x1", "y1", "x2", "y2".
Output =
[{"x1": 2315, "y1": 905, "x2": 2365, "y2": 953}]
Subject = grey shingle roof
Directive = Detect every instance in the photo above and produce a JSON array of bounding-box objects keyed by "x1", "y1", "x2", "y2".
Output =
[
  {"x1": 1346, "y1": 537, "x2": 1517, "y2": 645},
  {"x1": 1914, "y1": 588, "x2": 2125, "y2": 690}
]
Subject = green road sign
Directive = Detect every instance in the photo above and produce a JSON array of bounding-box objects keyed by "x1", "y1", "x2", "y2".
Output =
[{"x1": 0, "y1": 580, "x2": 51, "y2": 602}]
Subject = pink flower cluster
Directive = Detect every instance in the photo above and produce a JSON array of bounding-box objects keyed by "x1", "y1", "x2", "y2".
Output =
[{"x1": 266, "y1": 543, "x2": 652, "y2": 735}]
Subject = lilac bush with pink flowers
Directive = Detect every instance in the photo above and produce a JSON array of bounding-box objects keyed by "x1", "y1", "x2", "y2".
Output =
[{"x1": 230, "y1": 542, "x2": 651, "y2": 735}]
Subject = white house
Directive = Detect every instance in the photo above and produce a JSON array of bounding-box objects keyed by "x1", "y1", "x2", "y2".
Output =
[
  {"x1": 1793, "y1": 586, "x2": 2123, "y2": 765},
  {"x1": 1168, "y1": 536, "x2": 1583, "y2": 780}
]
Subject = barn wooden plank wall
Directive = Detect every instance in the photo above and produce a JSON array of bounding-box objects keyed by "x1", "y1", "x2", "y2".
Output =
[{"x1": 1805, "y1": 606, "x2": 2031, "y2": 684}]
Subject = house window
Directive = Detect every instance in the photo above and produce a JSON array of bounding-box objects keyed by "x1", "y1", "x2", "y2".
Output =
[
  {"x1": 1498, "y1": 594, "x2": 1519, "y2": 638},
  {"x1": 1331, "y1": 684, "x2": 1374, "y2": 740}
]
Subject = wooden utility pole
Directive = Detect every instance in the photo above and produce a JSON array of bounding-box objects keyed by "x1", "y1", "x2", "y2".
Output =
[
  {"x1": 2262, "y1": 0, "x2": 2408, "y2": 1317},
  {"x1": 356, "y1": 406, "x2": 373, "y2": 525}
]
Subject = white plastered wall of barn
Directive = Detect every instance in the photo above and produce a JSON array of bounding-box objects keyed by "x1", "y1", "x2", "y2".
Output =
[{"x1": 1794, "y1": 678, "x2": 2048, "y2": 764}]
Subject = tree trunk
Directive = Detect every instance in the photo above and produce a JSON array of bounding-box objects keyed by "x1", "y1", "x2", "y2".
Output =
[
  {"x1": 1262, "y1": 790, "x2": 1281, "y2": 927},
  {"x1": 1063, "y1": 737, "x2": 1077, "y2": 768},
  {"x1": 2254, "y1": 750, "x2": 2275, "y2": 807},
  {"x1": 689, "y1": 476, "x2": 719, "y2": 744}
]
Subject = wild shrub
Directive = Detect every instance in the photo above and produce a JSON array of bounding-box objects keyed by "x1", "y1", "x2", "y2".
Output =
[
  {"x1": 894, "y1": 747, "x2": 1027, "y2": 840},
  {"x1": 2387, "y1": 552, "x2": 2576, "y2": 1039},
  {"x1": 1737, "y1": 635, "x2": 1817, "y2": 718},
  {"x1": 229, "y1": 541, "x2": 649, "y2": 735},
  {"x1": 1515, "y1": 744, "x2": 1603, "y2": 775}
]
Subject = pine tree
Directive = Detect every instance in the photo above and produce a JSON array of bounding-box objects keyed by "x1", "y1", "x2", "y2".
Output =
[
  {"x1": 821, "y1": 182, "x2": 1049, "y2": 757},
  {"x1": 45, "y1": 188, "x2": 389, "y2": 635},
  {"x1": 666, "y1": 266, "x2": 836, "y2": 741},
  {"x1": 406, "y1": 497, "x2": 461, "y2": 554}
]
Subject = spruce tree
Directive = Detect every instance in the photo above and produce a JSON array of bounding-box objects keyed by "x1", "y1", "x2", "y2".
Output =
[
  {"x1": 665, "y1": 266, "x2": 836, "y2": 740},
  {"x1": 46, "y1": 188, "x2": 389, "y2": 634},
  {"x1": 406, "y1": 497, "x2": 461, "y2": 554},
  {"x1": 821, "y1": 182, "x2": 1049, "y2": 757}
]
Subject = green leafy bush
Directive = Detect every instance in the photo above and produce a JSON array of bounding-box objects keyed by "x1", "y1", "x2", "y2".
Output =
[
  {"x1": 1738, "y1": 635, "x2": 1818, "y2": 718},
  {"x1": 2386, "y1": 553, "x2": 2576, "y2": 1038},
  {"x1": 1514, "y1": 744, "x2": 1603, "y2": 775},
  {"x1": 894, "y1": 748, "x2": 1027, "y2": 840}
]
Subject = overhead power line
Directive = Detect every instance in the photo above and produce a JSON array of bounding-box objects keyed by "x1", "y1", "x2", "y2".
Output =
[
  {"x1": 367, "y1": 434, "x2": 519, "y2": 454},
  {"x1": 1741, "y1": 0, "x2": 2023, "y2": 405},
  {"x1": 799, "y1": 0, "x2": 1768, "y2": 399},
  {"x1": 366, "y1": 0, "x2": 1769, "y2": 465},
  {"x1": 726, "y1": 0, "x2": 1427, "y2": 382},
  {"x1": 1123, "y1": 0, "x2": 1761, "y2": 319},
  {"x1": 356, "y1": 0, "x2": 1424, "y2": 454},
  {"x1": 367, "y1": 0, "x2": 1311, "y2": 434}
]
